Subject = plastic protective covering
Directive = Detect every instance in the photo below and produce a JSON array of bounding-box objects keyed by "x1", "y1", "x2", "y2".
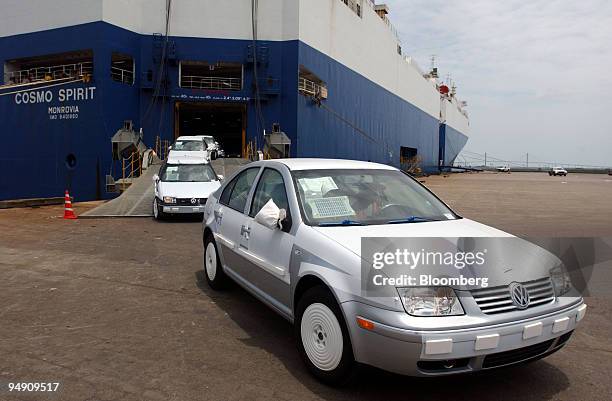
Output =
[{"x1": 254, "y1": 199, "x2": 287, "y2": 229}]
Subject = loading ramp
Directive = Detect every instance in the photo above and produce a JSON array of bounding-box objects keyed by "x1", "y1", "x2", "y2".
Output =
[
  {"x1": 82, "y1": 161, "x2": 162, "y2": 218},
  {"x1": 82, "y1": 158, "x2": 251, "y2": 218}
]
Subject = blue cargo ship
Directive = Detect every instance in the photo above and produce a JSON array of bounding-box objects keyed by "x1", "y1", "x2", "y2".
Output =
[{"x1": 0, "y1": 0, "x2": 469, "y2": 201}]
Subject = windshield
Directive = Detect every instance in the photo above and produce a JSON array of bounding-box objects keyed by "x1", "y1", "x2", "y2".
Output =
[
  {"x1": 173, "y1": 140, "x2": 204, "y2": 151},
  {"x1": 160, "y1": 164, "x2": 217, "y2": 182},
  {"x1": 292, "y1": 169, "x2": 458, "y2": 226}
]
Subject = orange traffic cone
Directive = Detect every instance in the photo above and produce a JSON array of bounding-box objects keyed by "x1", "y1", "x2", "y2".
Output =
[{"x1": 63, "y1": 190, "x2": 77, "y2": 219}]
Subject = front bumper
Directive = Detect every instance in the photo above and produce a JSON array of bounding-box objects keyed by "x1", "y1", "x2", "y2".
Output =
[
  {"x1": 342, "y1": 300, "x2": 586, "y2": 376},
  {"x1": 162, "y1": 204, "x2": 205, "y2": 214}
]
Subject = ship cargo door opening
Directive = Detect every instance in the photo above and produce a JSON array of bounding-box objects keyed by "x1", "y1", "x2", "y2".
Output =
[
  {"x1": 175, "y1": 102, "x2": 246, "y2": 157},
  {"x1": 400, "y1": 146, "x2": 420, "y2": 174}
]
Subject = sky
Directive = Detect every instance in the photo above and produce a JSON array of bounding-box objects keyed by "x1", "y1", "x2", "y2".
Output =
[{"x1": 385, "y1": 0, "x2": 612, "y2": 167}]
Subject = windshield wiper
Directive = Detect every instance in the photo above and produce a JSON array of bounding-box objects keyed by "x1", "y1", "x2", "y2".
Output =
[
  {"x1": 387, "y1": 216, "x2": 438, "y2": 224},
  {"x1": 318, "y1": 220, "x2": 364, "y2": 227}
]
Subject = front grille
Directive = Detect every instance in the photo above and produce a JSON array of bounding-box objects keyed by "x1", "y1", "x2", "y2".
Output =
[
  {"x1": 471, "y1": 277, "x2": 555, "y2": 315},
  {"x1": 176, "y1": 198, "x2": 204, "y2": 206},
  {"x1": 417, "y1": 358, "x2": 470, "y2": 372},
  {"x1": 482, "y1": 339, "x2": 554, "y2": 368}
]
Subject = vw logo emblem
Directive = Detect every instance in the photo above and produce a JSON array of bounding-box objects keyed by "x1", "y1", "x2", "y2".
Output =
[
  {"x1": 190, "y1": 198, "x2": 197, "y2": 204},
  {"x1": 509, "y1": 282, "x2": 530, "y2": 309}
]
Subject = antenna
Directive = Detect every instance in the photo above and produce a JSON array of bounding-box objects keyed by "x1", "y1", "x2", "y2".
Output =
[{"x1": 429, "y1": 55, "x2": 438, "y2": 78}]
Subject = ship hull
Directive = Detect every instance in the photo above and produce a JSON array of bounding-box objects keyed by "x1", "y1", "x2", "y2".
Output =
[{"x1": 0, "y1": 3, "x2": 469, "y2": 201}]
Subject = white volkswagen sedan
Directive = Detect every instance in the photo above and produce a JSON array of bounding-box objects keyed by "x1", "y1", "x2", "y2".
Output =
[
  {"x1": 199, "y1": 135, "x2": 224, "y2": 159},
  {"x1": 153, "y1": 157, "x2": 222, "y2": 220},
  {"x1": 168, "y1": 136, "x2": 217, "y2": 162},
  {"x1": 201, "y1": 159, "x2": 585, "y2": 384}
]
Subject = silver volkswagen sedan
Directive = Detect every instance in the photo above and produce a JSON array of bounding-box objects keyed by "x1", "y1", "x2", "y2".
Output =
[{"x1": 202, "y1": 159, "x2": 585, "y2": 384}]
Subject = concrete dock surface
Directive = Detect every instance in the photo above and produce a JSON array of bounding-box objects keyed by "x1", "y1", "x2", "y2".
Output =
[{"x1": 0, "y1": 171, "x2": 611, "y2": 401}]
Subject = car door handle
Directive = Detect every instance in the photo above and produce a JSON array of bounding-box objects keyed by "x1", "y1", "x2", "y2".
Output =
[{"x1": 240, "y1": 225, "x2": 251, "y2": 235}]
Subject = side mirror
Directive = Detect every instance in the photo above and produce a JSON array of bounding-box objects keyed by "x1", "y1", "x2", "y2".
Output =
[
  {"x1": 217, "y1": 174, "x2": 224, "y2": 182},
  {"x1": 168, "y1": 146, "x2": 173, "y2": 150},
  {"x1": 152, "y1": 174, "x2": 159, "y2": 183},
  {"x1": 254, "y1": 199, "x2": 286, "y2": 230}
]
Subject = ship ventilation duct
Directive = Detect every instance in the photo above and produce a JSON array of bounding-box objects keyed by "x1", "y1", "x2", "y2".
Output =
[
  {"x1": 111, "y1": 120, "x2": 148, "y2": 160},
  {"x1": 264, "y1": 124, "x2": 291, "y2": 159}
]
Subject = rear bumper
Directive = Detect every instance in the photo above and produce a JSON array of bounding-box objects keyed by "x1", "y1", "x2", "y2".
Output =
[{"x1": 342, "y1": 300, "x2": 586, "y2": 376}]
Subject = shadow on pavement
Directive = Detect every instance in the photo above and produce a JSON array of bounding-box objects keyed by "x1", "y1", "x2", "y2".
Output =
[{"x1": 155, "y1": 214, "x2": 204, "y2": 223}]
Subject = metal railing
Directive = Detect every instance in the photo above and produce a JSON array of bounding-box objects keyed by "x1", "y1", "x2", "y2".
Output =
[
  {"x1": 155, "y1": 136, "x2": 170, "y2": 160},
  {"x1": 180, "y1": 75, "x2": 242, "y2": 91},
  {"x1": 4, "y1": 61, "x2": 93, "y2": 86},
  {"x1": 379, "y1": 13, "x2": 400, "y2": 42},
  {"x1": 120, "y1": 151, "x2": 142, "y2": 191},
  {"x1": 245, "y1": 141, "x2": 257, "y2": 161},
  {"x1": 111, "y1": 66, "x2": 134, "y2": 84},
  {"x1": 446, "y1": 96, "x2": 469, "y2": 119},
  {"x1": 359, "y1": 0, "x2": 401, "y2": 42},
  {"x1": 340, "y1": 0, "x2": 362, "y2": 16},
  {"x1": 298, "y1": 77, "x2": 325, "y2": 97}
]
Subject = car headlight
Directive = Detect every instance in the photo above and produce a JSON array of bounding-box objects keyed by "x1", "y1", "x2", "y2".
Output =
[
  {"x1": 550, "y1": 266, "x2": 572, "y2": 297},
  {"x1": 163, "y1": 196, "x2": 176, "y2": 204},
  {"x1": 397, "y1": 287, "x2": 465, "y2": 316}
]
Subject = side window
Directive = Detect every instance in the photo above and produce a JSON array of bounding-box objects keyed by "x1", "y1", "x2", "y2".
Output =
[
  {"x1": 219, "y1": 178, "x2": 236, "y2": 205},
  {"x1": 250, "y1": 168, "x2": 289, "y2": 217},
  {"x1": 224, "y1": 168, "x2": 259, "y2": 212}
]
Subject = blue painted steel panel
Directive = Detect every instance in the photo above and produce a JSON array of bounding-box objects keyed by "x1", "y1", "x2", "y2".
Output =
[
  {"x1": 136, "y1": 35, "x2": 299, "y2": 155},
  {"x1": 443, "y1": 124, "x2": 469, "y2": 166},
  {"x1": 0, "y1": 22, "x2": 141, "y2": 201},
  {"x1": 438, "y1": 124, "x2": 446, "y2": 168},
  {"x1": 296, "y1": 42, "x2": 441, "y2": 172},
  {"x1": 0, "y1": 21, "x2": 467, "y2": 201},
  {"x1": 0, "y1": 22, "x2": 298, "y2": 201}
]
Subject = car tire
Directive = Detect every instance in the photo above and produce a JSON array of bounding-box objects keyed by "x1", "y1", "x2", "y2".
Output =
[
  {"x1": 204, "y1": 234, "x2": 229, "y2": 290},
  {"x1": 295, "y1": 286, "x2": 356, "y2": 385},
  {"x1": 153, "y1": 198, "x2": 165, "y2": 220}
]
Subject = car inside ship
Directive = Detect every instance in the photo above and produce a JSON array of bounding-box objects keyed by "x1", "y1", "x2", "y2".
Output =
[
  {"x1": 175, "y1": 102, "x2": 245, "y2": 158},
  {"x1": 174, "y1": 61, "x2": 246, "y2": 158}
]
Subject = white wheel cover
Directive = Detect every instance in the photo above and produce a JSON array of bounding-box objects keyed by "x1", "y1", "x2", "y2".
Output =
[
  {"x1": 205, "y1": 242, "x2": 217, "y2": 281},
  {"x1": 300, "y1": 303, "x2": 343, "y2": 371}
]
